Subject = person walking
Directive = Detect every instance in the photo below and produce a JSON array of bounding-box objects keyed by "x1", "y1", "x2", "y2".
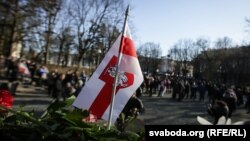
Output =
[
  {"x1": 54, "y1": 73, "x2": 66, "y2": 101},
  {"x1": 198, "y1": 82, "x2": 206, "y2": 102}
]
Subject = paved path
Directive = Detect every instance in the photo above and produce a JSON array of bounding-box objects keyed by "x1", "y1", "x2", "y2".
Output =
[
  {"x1": 13, "y1": 83, "x2": 52, "y2": 116},
  {"x1": 139, "y1": 93, "x2": 250, "y2": 125},
  {"x1": 9, "y1": 83, "x2": 250, "y2": 125}
]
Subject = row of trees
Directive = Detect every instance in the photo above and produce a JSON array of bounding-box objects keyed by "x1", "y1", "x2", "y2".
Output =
[
  {"x1": 0, "y1": 0, "x2": 125, "y2": 67},
  {"x1": 168, "y1": 36, "x2": 236, "y2": 75},
  {"x1": 135, "y1": 37, "x2": 250, "y2": 79},
  {"x1": 136, "y1": 19, "x2": 250, "y2": 84},
  {"x1": 167, "y1": 28, "x2": 250, "y2": 85}
]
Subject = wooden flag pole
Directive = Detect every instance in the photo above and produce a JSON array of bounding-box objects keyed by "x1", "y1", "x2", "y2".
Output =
[{"x1": 107, "y1": 5, "x2": 130, "y2": 130}]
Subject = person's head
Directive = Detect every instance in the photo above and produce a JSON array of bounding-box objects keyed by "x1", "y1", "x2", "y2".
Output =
[
  {"x1": 77, "y1": 80, "x2": 83, "y2": 87},
  {"x1": 59, "y1": 73, "x2": 65, "y2": 80},
  {"x1": 66, "y1": 82, "x2": 71, "y2": 87}
]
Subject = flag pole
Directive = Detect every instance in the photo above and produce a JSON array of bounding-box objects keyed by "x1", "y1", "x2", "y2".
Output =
[{"x1": 107, "y1": 5, "x2": 129, "y2": 130}]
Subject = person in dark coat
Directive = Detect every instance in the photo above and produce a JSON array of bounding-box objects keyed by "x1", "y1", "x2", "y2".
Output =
[
  {"x1": 190, "y1": 81, "x2": 197, "y2": 100},
  {"x1": 0, "y1": 55, "x2": 5, "y2": 79},
  {"x1": 184, "y1": 80, "x2": 190, "y2": 99},
  {"x1": 172, "y1": 79, "x2": 184, "y2": 100},
  {"x1": 222, "y1": 87, "x2": 237, "y2": 118},
  {"x1": 198, "y1": 82, "x2": 206, "y2": 101},
  {"x1": 54, "y1": 73, "x2": 66, "y2": 101},
  {"x1": 7, "y1": 58, "x2": 19, "y2": 96},
  {"x1": 207, "y1": 100, "x2": 229, "y2": 124},
  {"x1": 47, "y1": 70, "x2": 58, "y2": 96},
  {"x1": 177, "y1": 79, "x2": 185, "y2": 101},
  {"x1": 121, "y1": 93, "x2": 144, "y2": 119},
  {"x1": 74, "y1": 80, "x2": 83, "y2": 97}
]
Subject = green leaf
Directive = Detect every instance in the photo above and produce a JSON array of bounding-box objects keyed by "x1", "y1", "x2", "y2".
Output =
[
  {"x1": 0, "y1": 105, "x2": 52, "y2": 132},
  {"x1": 64, "y1": 95, "x2": 76, "y2": 106},
  {"x1": 46, "y1": 100, "x2": 67, "y2": 113},
  {"x1": 0, "y1": 117, "x2": 4, "y2": 126},
  {"x1": 122, "y1": 131, "x2": 140, "y2": 140},
  {"x1": 0, "y1": 99, "x2": 144, "y2": 141},
  {"x1": 64, "y1": 126, "x2": 83, "y2": 131},
  {"x1": 63, "y1": 110, "x2": 84, "y2": 125},
  {"x1": 79, "y1": 133, "x2": 86, "y2": 141},
  {"x1": 57, "y1": 131, "x2": 73, "y2": 139},
  {"x1": 45, "y1": 96, "x2": 76, "y2": 116},
  {"x1": 120, "y1": 113, "x2": 125, "y2": 124},
  {"x1": 50, "y1": 123, "x2": 61, "y2": 131}
]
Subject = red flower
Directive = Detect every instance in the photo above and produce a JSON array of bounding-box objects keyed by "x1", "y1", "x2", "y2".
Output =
[{"x1": 0, "y1": 90, "x2": 14, "y2": 111}]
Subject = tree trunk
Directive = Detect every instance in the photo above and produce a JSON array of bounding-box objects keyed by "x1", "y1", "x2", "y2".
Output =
[
  {"x1": 57, "y1": 42, "x2": 64, "y2": 66},
  {"x1": 44, "y1": 14, "x2": 53, "y2": 65},
  {"x1": 77, "y1": 53, "x2": 83, "y2": 68}
]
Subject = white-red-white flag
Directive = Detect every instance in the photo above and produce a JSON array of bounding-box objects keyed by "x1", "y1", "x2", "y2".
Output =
[
  {"x1": 73, "y1": 22, "x2": 143, "y2": 123},
  {"x1": 18, "y1": 62, "x2": 30, "y2": 76}
]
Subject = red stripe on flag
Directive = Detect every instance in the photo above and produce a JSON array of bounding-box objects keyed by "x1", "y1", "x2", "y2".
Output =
[
  {"x1": 89, "y1": 83, "x2": 113, "y2": 118},
  {"x1": 121, "y1": 36, "x2": 137, "y2": 57},
  {"x1": 89, "y1": 56, "x2": 134, "y2": 119}
]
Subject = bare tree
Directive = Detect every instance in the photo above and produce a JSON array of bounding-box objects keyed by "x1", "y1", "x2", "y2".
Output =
[
  {"x1": 246, "y1": 18, "x2": 250, "y2": 34},
  {"x1": 169, "y1": 39, "x2": 194, "y2": 76},
  {"x1": 244, "y1": 18, "x2": 250, "y2": 46},
  {"x1": 55, "y1": 27, "x2": 74, "y2": 66},
  {"x1": 214, "y1": 36, "x2": 233, "y2": 68},
  {"x1": 0, "y1": 0, "x2": 30, "y2": 57},
  {"x1": 39, "y1": 0, "x2": 62, "y2": 64},
  {"x1": 67, "y1": 0, "x2": 124, "y2": 67},
  {"x1": 214, "y1": 36, "x2": 233, "y2": 49},
  {"x1": 192, "y1": 38, "x2": 214, "y2": 79},
  {"x1": 195, "y1": 38, "x2": 210, "y2": 57},
  {"x1": 137, "y1": 42, "x2": 162, "y2": 74}
]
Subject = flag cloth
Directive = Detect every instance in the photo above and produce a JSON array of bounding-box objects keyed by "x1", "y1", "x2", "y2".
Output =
[
  {"x1": 18, "y1": 62, "x2": 30, "y2": 76},
  {"x1": 73, "y1": 22, "x2": 143, "y2": 123}
]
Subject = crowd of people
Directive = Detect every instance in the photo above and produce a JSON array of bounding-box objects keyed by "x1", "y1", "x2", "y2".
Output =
[
  {"x1": 0, "y1": 56, "x2": 145, "y2": 123},
  {"x1": 141, "y1": 74, "x2": 250, "y2": 123},
  {"x1": 0, "y1": 56, "x2": 88, "y2": 101},
  {"x1": 1, "y1": 55, "x2": 249, "y2": 124}
]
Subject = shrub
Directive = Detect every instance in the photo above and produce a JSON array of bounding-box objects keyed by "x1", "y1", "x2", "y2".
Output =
[{"x1": 0, "y1": 96, "x2": 144, "y2": 141}]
